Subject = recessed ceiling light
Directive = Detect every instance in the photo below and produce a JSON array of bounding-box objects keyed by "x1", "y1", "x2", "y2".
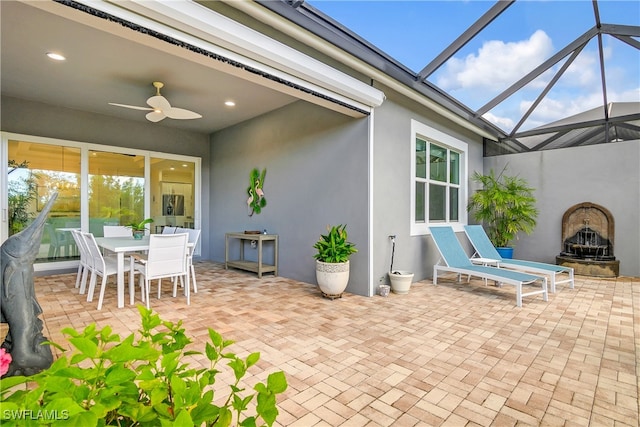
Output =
[
  {"x1": 46, "y1": 52, "x2": 66, "y2": 61},
  {"x1": 224, "y1": 100, "x2": 236, "y2": 107}
]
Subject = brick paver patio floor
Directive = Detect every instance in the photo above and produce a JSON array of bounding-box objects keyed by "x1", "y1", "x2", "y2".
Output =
[{"x1": 30, "y1": 262, "x2": 640, "y2": 426}]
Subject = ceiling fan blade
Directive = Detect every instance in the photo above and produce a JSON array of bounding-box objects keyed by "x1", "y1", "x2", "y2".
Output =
[
  {"x1": 108, "y1": 102, "x2": 153, "y2": 111},
  {"x1": 110, "y1": 83, "x2": 201, "y2": 122},
  {"x1": 146, "y1": 95, "x2": 171, "y2": 110},
  {"x1": 164, "y1": 107, "x2": 202, "y2": 120},
  {"x1": 145, "y1": 111, "x2": 166, "y2": 122}
]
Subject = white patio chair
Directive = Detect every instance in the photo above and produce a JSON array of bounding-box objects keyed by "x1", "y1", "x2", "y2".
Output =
[
  {"x1": 102, "y1": 225, "x2": 134, "y2": 257},
  {"x1": 176, "y1": 227, "x2": 201, "y2": 293},
  {"x1": 69, "y1": 229, "x2": 90, "y2": 294},
  {"x1": 82, "y1": 232, "x2": 138, "y2": 310},
  {"x1": 45, "y1": 223, "x2": 72, "y2": 258},
  {"x1": 162, "y1": 226, "x2": 177, "y2": 234},
  {"x1": 131, "y1": 233, "x2": 189, "y2": 309},
  {"x1": 103, "y1": 225, "x2": 131, "y2": 237}
]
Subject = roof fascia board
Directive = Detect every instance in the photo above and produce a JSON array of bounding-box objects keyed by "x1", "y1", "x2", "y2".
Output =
[
  {"x1": 242, "y1": 0, "x2": 500, "y2": 140},
  {"x1": 123, "y1": 0, "x2": 385, "y2": 108},
  {"x1": 43, "y1": 0, "x2": 370, "y2": 116},
  {"x1": 30, "y1": 0, "x2": 372, "y2": 118},
  {"x1": 81, "y1": 0, "x2": 384, "y2": 111},
  {"x1": 249, "y1": 0, "x2": 414, "y2": 75}
]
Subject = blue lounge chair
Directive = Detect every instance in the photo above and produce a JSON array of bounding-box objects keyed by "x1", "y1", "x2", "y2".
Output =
[
  {"x1": 464, "y1": 225, "x2": 574, "y2": 293},
  {"x1": 429, "y1": 226, "x2": 548, "y2": 307}
]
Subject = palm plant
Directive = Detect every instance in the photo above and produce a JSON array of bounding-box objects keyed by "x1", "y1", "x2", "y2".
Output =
[{"x1": 467, "y1": 167, "x2": 538, "y2": 248}]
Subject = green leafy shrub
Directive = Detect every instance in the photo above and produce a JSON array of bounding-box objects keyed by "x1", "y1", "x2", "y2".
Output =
[
  {"x1": 313, "y1": 224, "x2": 358, "y2": 263},
  {"x1": 467, "y1": 167, "x2": 538, "y2": 248},
  {"x1": 0, "y1": 306, "x2": 287, "y2": 426}
]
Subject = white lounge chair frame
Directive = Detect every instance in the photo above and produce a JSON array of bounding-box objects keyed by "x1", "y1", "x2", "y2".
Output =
[
  {"x1": 464, "y1": 225, "x2": 574, "y2": 293},
  {"x1": 430, "y1": 226, "x2": 548, "y2": 307}
]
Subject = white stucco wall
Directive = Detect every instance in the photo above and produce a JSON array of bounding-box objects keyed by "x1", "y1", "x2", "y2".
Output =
[
  {"x1": 371, "y1": 87, "x2": 485, "y2": 286},
  {"x1": 210, "y1": 100, "x2": 371, "y2": 295},
  {"x1": 484, "y1": 140, "x2": 640, "y2": 277}
]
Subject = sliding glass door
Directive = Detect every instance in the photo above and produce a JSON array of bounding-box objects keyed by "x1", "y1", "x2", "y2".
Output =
[
  {"x1": 2, "y1": 133, "x2": 200, "y2": 269},
  {"x1": 88, "y1": 150, "x2": 145, "y2": 236},
  {"x1": 7, "y1": 139, "x2": 81, "y2": 263},
  {"x1": 150, "y1": 157, "x2": 196, "y2": 233}
]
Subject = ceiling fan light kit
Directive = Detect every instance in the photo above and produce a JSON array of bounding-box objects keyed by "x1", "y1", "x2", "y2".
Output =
[{"x1": 109, "y1": 81, "x2": 202, "y2": 122}]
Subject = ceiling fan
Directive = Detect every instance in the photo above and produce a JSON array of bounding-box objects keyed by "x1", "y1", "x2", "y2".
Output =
[{"x1": 109, "y1": 81, "x2": 202, "y2": 122}]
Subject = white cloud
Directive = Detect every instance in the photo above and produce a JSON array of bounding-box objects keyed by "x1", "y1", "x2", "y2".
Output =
[
  {"x1": 481, "y1": 112, "x2": 515, "y2": 130},
  {"x1": 521, "y1": 87, "x2": 639, "y2": 128},
  {"x1": 437, "y1": 28, "x2": 638, "y2": 131},
  {"x1": 437, "y1": 30, "x2": 554, "y2": 92},
  {"x1": 562, "y1": 50, "x2": 598, "y2": 87},
  {"x1": 613, "y1": 87, "x2": 640, "y2": 102}
]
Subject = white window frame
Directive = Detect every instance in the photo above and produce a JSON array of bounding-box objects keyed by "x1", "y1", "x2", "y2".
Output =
[{"x1": 410, "y1": 120, "x2": 468, "y2": 235}]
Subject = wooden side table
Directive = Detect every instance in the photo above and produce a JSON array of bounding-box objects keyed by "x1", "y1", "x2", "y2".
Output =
[{"x1": 225, "y1": 232, "x2": 278, "y2": 278}]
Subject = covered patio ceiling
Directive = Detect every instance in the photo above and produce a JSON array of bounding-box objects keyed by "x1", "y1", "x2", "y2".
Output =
[
  {"x1": 0, "y1": 1, "x2": 291, "y2": 135},
  {"x1": 0, "y1": 0, "x2": 382, "y2": 139}
]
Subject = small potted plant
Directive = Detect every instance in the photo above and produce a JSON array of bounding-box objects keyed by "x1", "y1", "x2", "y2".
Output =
[
  {"x1": 126, "y1": 218, "x2": 154, "y2": 239},
  {"x1": 313, "y1": 224, "x2": 357, "y2": 299},
  {"x1": 467, "y1": 167, "x2": 538, "y2": 258}
]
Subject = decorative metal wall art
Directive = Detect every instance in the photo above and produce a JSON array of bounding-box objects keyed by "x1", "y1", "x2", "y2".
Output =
[{"x1": 247, "y1": 168, "x2": 266, "y2": 216}]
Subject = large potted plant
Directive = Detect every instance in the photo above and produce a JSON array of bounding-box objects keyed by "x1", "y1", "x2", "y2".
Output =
[
  {"x1": 467, "y1": 167, "x2": 538, "y2": 258},
  {"x1": 313, "y1": 224, "x2": 357, "y2": 299}
]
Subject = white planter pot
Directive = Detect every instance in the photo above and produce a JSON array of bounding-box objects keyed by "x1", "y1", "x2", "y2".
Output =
[
  {"x1": 316, "y1": 260, "x2": 350, "y2": 299},
  {"x1": 389, "y1": 271, "x2": 414, "y2": 294}
]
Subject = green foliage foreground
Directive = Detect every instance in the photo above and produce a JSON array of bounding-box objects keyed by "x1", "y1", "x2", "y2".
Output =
[{"x1": 0, "y1": 306, "x2": 287, "y2": 426}]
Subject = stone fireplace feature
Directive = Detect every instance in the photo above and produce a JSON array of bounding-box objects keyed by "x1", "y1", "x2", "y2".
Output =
[{"x1": 556, "y1": 202, "x2": 619, "y2": 277}]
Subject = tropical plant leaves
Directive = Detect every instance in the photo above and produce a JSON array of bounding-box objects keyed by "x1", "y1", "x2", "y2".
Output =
[{"x1": 0, "y1": 306, "x2": 287, "y2": 426}]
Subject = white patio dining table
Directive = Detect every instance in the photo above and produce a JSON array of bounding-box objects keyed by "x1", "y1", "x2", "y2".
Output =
[{"x1": 95, "y1": 235, "x2": 193, "y2": 308}]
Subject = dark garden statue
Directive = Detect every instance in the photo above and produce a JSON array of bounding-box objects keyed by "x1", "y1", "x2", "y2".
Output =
[{"x1": 0, "y1": 193, "x2": 57, "y2": 377}]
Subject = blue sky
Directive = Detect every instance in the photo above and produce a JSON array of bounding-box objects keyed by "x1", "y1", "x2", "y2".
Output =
[{"x1": 307, "y1": 1, "x2": 640, "y2": 131}]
